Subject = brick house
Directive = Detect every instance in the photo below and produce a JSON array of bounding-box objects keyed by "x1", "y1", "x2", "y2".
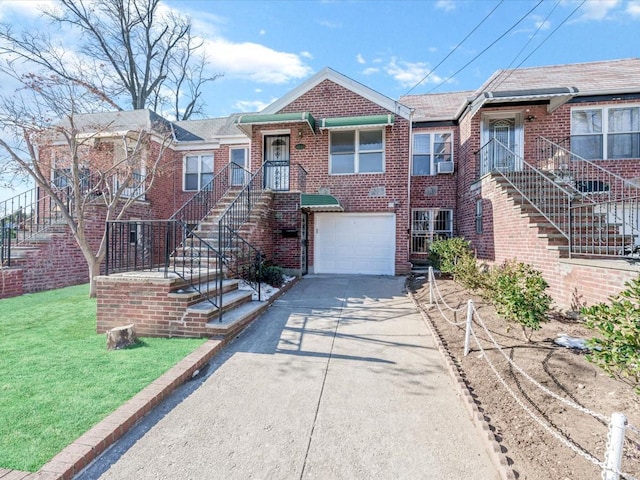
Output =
[{"x1": 2, "y1": 58, "x2": 640, "y2": 334}]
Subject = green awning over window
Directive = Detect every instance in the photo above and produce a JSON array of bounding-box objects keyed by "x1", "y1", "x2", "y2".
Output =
[
  {"x1": 320, "y1": 114, "x2": 395, "y2": 129},
  {"x1": 300, "y1": 194, "x2": 344, "y2": 212},
  {"x1": 236, "y1": 112, "x2": 316, "y2": 135}
]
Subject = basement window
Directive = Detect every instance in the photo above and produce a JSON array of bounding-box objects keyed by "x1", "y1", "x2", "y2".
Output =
[{"x1": 411, "y1": 208, "x2": 453, "y2": 253}]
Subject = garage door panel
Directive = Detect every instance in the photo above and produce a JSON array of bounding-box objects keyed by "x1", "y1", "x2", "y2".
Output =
[{"x1": 315, "y1": 213, "x2": 395, "y2": 275}]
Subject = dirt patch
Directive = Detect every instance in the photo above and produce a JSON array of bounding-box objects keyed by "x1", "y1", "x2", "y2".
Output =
[{"x1": 410, "y1": 274, "x2": 640, "y2": 480}]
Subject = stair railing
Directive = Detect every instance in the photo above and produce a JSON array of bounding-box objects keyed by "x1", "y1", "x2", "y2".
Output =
[
  {"x1": 170, "y1": 162, "x2": 250, "y2": 229},
  {"x1": 105, "y1": 219, "x2": 223, "y2": 311},
  {"x1": 216, "y1": 165, "x2": 266, "y2": 314},
  {"x1": 537, "y1": 137, "x2": 640, "y2": 257},
  {"x1": 477, "y1": 138, "x2": 574, "y2": 251}
]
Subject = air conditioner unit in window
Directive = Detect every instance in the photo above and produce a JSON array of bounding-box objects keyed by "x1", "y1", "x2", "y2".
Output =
[{"x1": 437, "y1": 162, "x2": 454, "y2": 174}]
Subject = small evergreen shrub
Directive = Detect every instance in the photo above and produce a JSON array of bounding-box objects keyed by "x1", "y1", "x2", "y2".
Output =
[
  {"x1": 487, "y1": 260, "x2": 551, "y2": 341},
  {"x1": 581, "y1": 276, "x2": 640, "y2": 394},
  {"x1": 260, "y1": 264, "x2": 285, "y2": 287}
]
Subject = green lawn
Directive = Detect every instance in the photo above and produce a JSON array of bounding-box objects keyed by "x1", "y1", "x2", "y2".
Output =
[{"x1": 0, "y1": 284, "x2": 206, "y2": 472}]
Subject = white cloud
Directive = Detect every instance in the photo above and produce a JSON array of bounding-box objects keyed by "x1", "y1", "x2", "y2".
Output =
[
  {"x1": 627, "y1": 0, "x2": 640, "y2": 16},
  {"x1": 233, "y1": 99, "x2": 272, "y2": 112},
  {"x1": 384, "y1": 58, "x2": 442, "y2": 88},
  {"x1": 435, "y1": 0, "x2": 456, "y2": 12},
  {"x1": 356, "y1": 53, "x2": 366, "y2": 64},
  {"x1": 300, "y1": 51, "x2": 313, "y2": 59},
  {"x1": 318, "y1": 19, "x2": 341, "y2": 28},
  {"x1": 0, "y1": 0, "x2": 54, "y2": 20},
  {"x1": 259, "y1": 29, "x2": 266, "y2": 35},
  {"x1": 363, "y1": 67, "x2": 379, "y2": 75},
  {"x1": 203, "y1": 38, "x2": 313, "y2": 84},
  {"x1": 577, "y1": 0, "x2": 620, "y2": 20},
  {"x1": 534, "y1": 19, "x2": 551, "y2": 30}
]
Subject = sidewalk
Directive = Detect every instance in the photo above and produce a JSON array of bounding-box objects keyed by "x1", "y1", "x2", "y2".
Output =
[{"x1": 93, "y1": 275, "x2": 498, "y2": 479}]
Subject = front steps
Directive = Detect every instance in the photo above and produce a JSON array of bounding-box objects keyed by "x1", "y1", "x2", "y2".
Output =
[{"x1": 493, "y1": 174, "x2": 638, "y2": 258}]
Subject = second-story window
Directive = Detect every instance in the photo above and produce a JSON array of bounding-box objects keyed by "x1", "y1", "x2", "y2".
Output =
[
  {"x1": 571, "y1": 106, "x2": 640, "y2": 160},
  {"x1": 412, "y1": 132, "x2": 453, "y2": 175},
  {"x1": 329, "y1": 128, "x2": 384, "y2": 174},
  {"x1": 184, "y1": 154, "x2": 214, "y2": 191}
]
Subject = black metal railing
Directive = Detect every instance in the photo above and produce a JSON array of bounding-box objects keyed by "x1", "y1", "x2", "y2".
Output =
[
  {"x1": 170, "y1": 162, "x2": 249, "y2": 228},
  {"x1": 264, "y1": 160, "x2": 290, "y2": 191},
  {"x1": 1, "y1": 220, "x2": 12, "y2": 266},
  {"x1": 105, "y1": 219, "x2": 224, "y2": 312},
  {"x1": 217, "y1": 165, "x2": 266, "y2": 304}
]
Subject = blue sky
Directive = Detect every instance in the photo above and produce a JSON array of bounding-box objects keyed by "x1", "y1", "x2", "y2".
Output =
[
  {"x1": 2, "y1": 0, "x2": 640, "y2": 118},
  {"x1": 0, "y1": 0, "x2": 639, "y2": 198}
]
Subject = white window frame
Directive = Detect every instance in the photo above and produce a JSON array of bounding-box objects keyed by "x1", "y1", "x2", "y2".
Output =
[
  {"x1": 329, "y1": 128, "x2": 385, "y2": 175},
  {"x1": 230, "y1": 147, "x2": 249, "y2": 186},
  {"x1": 411, "y1": 131, "x2": 454, "y2": 176},
  {"x1": 183, "y1": 153, "x2": 214, "y2": 191},
  {"x1": 411, "y1": 208, "x2": 453, "y2": 254},
  {"x1": 571, "y1": 104, "x2": 640, "y2": 160}
]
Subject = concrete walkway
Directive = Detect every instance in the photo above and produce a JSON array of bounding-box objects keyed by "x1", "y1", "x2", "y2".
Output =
[{"x1": 93, "y1": 275, "x2": 498, "y2": 479}]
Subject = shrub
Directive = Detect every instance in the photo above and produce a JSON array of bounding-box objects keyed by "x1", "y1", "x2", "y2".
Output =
[
  {"x1": 428, "y1": 237, "x2": 486, "y2": 290},
  {"x1": 581, "y1": 276, "x2": 640, "y2": 394},
  {"x1": 487, "y1": 260, "x2": 551, "y2": 341},
  {"x1": 260, "y1": 264, "x2": 284, "y2": 287},
  {"x1": 429, "y1": 237, "x2": 473, "y2": 274}
]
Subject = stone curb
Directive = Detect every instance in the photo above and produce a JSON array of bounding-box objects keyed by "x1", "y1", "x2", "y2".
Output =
[
  {"x1": 408, "y1": 289, "x2": 517, "y2": 480},
  {"x1": 3, "y1": 277, "x2": 301, "y2": 480}
]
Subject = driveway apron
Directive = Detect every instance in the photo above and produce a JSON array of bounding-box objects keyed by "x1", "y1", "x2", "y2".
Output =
[{"x1": 96, "y1": 275, "x2": 498, "y2": 480}]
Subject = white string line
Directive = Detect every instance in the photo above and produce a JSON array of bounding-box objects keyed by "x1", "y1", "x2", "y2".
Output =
[
  {"x1": 469, "y1": 328, "x2": 629, "y2": 478},
  {"x1": 429, "y1": 268, "x2": 468, "y2": 313},
  {"x1": 471, "y1": 304, "x2": 610, "y2": 424},
  {"x1": 428, "y1": 270, "x2": 467, "y2": 326}
]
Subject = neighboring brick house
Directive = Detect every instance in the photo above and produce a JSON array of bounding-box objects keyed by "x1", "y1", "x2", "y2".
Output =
[{"x1": 3, "y1": 59, "x2": 640, "y2": 313}]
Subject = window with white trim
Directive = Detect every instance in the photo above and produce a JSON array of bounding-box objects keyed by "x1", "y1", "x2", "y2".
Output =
[
  {"x1": 571, "y1": 106, "x2": 640, "y2": 160},
  {"x1": 184, "y1": 154, "x2": 214, "y2": 191},
  {"x1": 411, "y1": 208, "x2": 453, "y2": 253},
  {"x1": 412, "y1": 132, "x2": 453, "y2": 175},
  {"x1": 329, "y1": 128, "x2": 384, "y2": 174}
]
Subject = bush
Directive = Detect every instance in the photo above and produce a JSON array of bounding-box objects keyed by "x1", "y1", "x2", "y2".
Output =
[
  {"x1": 581, "y1": 276, "x2": 640, "y2": 394},
  {"x1": 487, "y1": 260, "x2": 551, "y2": 341},
  {"x1": 428, "y1": 237, "x2": 485, "y2": 290},
  {"x1": 260, "y1": 264, "x2": 284, "y2": 287},
  {"x1": 429, "y1": 237, "x2": 473, "y2": 274}
]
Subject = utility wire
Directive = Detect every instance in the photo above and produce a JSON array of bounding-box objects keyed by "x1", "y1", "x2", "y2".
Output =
[
  {"x1": 482, "y1": 0, "x2": 561, "y2": 92},
  {"x1": 485, "y1": 0, "x2": 586, "y2": 92},
  {"x1": 423, "y1": 0, "x2": 545, "y2": 95},
  {"x1": 403, "y1": 0, "x2": 504, "y2": 96}
]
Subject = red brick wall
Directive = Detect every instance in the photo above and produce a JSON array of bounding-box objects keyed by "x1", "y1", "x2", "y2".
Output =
[
  {"x1": 96, "y1": 276, "x2": 205, "y2": 337},
  {"x1": 272, "y1": 193, "x2": 303, "y2": 272},
  {"x1": 247, "y1": 79, "x2": 411, "y2": 274},
  {"x1": 472, "y1": 176, "x2": 639, "y2": 309},
  {"x1": 0, "y1": 268, "x2": 23, "y2": 299}
]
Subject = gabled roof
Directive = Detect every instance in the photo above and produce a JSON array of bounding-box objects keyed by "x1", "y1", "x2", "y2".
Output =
[
  {"x1": 175, "y1": 113, "x2": 247, "y2": 142},
  {"x1": 400, "y1": 91, "x2": 475, "y2": 122},
  {"x1": 477, "y1": 58, "x2": 640, "y2": 96},
  {"x1": 260, "y1": 67, "x2": 412, "y2": 120}
]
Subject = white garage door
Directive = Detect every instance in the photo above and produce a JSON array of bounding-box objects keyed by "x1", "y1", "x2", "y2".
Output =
[{"x1": 315, "y1": 213, "x2": 396, "y2": 275}]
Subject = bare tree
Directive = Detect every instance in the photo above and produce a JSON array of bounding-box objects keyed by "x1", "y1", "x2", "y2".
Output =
[
  {"x1": 0, "y1": 73, "x2": 171, "y2": 297},
  {"x1": 0, "y1": 0, "x2": 221, "y2": 120}
]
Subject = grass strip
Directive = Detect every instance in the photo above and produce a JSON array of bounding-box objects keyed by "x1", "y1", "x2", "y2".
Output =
[{"x1": 0, "y1": 283, "x2": 206, "y2": 472}]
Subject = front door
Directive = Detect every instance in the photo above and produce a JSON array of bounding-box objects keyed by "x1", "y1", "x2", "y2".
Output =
[
  {"x1": 481, "y1": 113, "x2": 523, "y2": 175},
  {"x1": 230, "y1": 147, "x2": 248, "y2": 186},
  {"x1": 264, "y1": 134, "x2": 290, "y2": 191}
]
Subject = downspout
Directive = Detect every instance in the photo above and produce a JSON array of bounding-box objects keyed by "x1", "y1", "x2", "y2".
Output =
[{"x1": 407, "y1": 108, "x2": 415, "y2": 269}]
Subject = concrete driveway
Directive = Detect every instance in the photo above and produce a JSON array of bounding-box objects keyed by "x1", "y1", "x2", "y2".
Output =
[{"x1": 86, "y1": 275, "x2": 498, "y2": 479}]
